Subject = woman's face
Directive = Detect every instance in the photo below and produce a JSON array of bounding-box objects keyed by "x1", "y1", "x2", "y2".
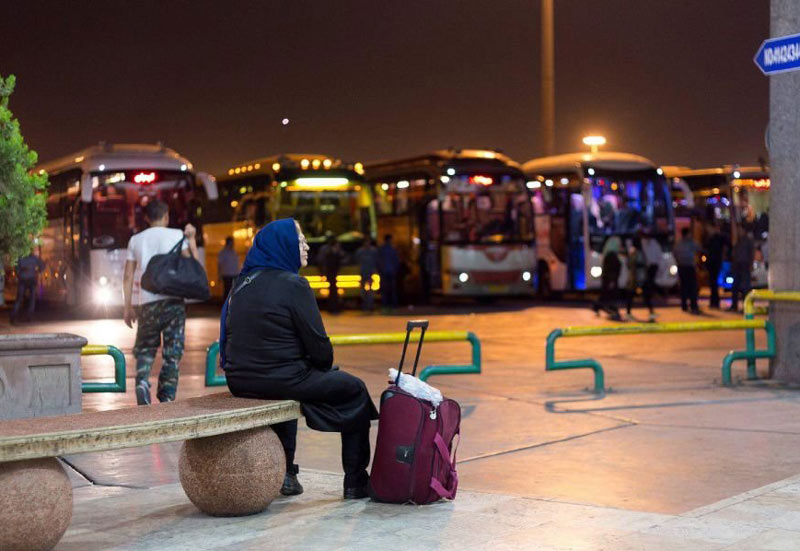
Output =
[{"x1": 296, "y1": 221, "x2": 310, "y2": 267}]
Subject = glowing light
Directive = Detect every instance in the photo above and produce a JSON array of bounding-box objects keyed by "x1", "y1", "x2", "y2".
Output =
[
  {"x1": 522, "y1": 271, "x2": 532, "y2": 282},
  {"x1": 98, "y1": 276, "x2": 109, "y2": 286},
  {"x1": 282, "y1": 118, "x2": 290, "y2": 125},
  {"x1": 74, "y1": 156, "x2": 84, "y2": 163},
  {"x1": 228, "y1": 169, "x2": 234, "y2": 176},
  {"x1": 381, "y1": 183, "x2": 389, "y2": 191},
  {"x1": 526, "y1": 181, "x2": 541, "y2": 189},
  {"x1": 255, "y1": 163, "x2": 261, "y2": 169},
  {"x1": 587, "y1": 168, "x2": 596, "y2": 176},
  {"x1": 545, "y1": 179, "x2": 554, "y2": 187},
  {"x1": 470, "y1": 175, "x2": 493, "y2": 186},
  {"x1": 133, "y1": 172, "x2": 157, "y2": 184},
  {"x1": 560, "y1": 178, "x2": 569, "y2": 185},
  {"x1": 733, "y1": 170, "x2": 741, "y2": 179},
  {"x1": 246, "y1": 165, "x2": 252, "y2": 172},
  {"x1": 458, "y1": 272, "x2": 469, "y2": 283},
  {"x1": 235, "y1": 168, "x2": 241, "y2": 174},
  {"x1": 397, "y1": 180, "x2": 410, "y2": 189},
  {"x1": 447, "y1": 168, "x2": 456, "y2": 176},
  {"x1": 99, "y1": 164, "x2": 106, "y2": 171},
  {"x1": 323, "y1": 159, "x2": 332, "y2": 169},
  {"x1": 354, "y1": 162, "x2": 364, "y2": 175},
  {"x1": 230, "y1": 200, "x2": 239, "y2": 208},
  {"x1": 180, "y1": 164, "x2": 187, "y2": 171},
  {"x1": 590, "y1": 266, "x2": 603, "y2": 278},
  {"x1": 95, "y1": 287, "x2": 112, "y2": 305},
  {"x1": 669, "y1": 265, "x2": 678, "y2": 276},
  {"x1": 582, "y1": 135, "x2": 607, "y2": 153},
  {"x1": 656, "y1": 168, "x2": 663, "y2": 175},
  {"x1": 712, "y1": 187, "x2": 720, "y2": 194},
  {"x1": 726, "y1": 276, "x2": 734, "y2": 284},
  {"x1": 301, "y1": 159, "x2": 310, "y2": 169},
  {"x1": 272, "y1": 163, "x2": 281, "y2": 172},
  {"x1": 611, "y1": 183, "x2": 618, "y2": 191},
  {"x1": 312, "y1": 159, "x2": 321, "y2": 169},
  {"x1": 701, "y1": 255, "x2": 707, "y2": 262},
  {"x1": 440, "y1": 176, "x2": 450, "y2": 183},
  {"x1": 294, "y1": 178, "x2": 350, "y2": 188}
]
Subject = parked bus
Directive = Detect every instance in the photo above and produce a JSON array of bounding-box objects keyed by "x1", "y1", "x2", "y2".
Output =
[
  {"x1": 204, "y1": 154, "x2": 376, "y2": 300},
  {"x1": 365, "y1": 149, "x2": 536, "y2": 300},
  {"x1": 664, "y1": 165, "x2": 769, "y2": 289},
  {"x1": 33, "y1": 143, "x2": 217, "y2": 308},
  {"x1": 522, "y1": 152, "x2": 678, "y2": 293}
]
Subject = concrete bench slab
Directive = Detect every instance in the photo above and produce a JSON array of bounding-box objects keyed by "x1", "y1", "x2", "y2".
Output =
[{"x1": 0, "y1": 393, "x2": 302, "y2": 551}]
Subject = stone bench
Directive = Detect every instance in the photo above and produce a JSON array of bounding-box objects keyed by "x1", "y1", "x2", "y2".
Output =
[{"x1": 0, "y1": 393, "x2": 301, "y2": 551}]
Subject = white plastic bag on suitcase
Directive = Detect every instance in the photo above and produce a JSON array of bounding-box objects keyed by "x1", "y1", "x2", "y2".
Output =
[{"x1": 388, "y1": 368, "x2": 443, "y2": 407}]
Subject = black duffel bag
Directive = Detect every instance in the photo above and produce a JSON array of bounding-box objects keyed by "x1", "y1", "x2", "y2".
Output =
[{"x1": 141, "y1": 238, "x2": 210, "y2": 301}]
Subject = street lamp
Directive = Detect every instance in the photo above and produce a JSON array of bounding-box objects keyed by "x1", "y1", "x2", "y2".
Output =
[{"x1": 582, "y1": 135, "x2": 607, "y2": 153}]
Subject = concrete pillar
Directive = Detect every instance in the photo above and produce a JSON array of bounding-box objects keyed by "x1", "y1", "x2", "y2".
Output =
[
  {"x1": 540, "y1": 0, "x2": 555, "y2": 156},
  {"x1": 768, "y1": 1, "x2": 800, "y2": 383}
]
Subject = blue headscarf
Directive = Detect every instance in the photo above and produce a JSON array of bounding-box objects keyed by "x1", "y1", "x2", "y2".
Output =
[{"x1": 219, "y1": 218, "x2": 301, "y2": 369}]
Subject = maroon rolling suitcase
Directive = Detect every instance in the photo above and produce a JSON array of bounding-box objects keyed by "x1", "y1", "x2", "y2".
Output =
[{"x1": 369, "y1": 320, "x2": 461, "y2": 504}]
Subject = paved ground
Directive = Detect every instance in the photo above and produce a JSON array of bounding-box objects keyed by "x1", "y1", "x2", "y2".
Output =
[{"x1": 3, "y1": 297, "x2": 800, "y2": 549}]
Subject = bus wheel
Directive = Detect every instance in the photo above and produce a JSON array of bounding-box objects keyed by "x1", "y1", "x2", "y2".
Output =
[{"x1": 537, "y1": 261, "x2": 552, "y2": 299}]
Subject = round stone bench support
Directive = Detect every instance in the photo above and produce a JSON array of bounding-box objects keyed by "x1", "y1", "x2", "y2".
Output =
[
  {"x1": 179, "y1": 426, "x2": 285, "y2": 517},
  {"x1": 0, "y1": 458, "x2": 73, "y2": 551}
]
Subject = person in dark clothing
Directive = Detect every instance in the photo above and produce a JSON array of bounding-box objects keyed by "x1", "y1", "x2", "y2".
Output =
[
  {"x1": 703, "y1": 223, "x2": 726, "y2": 309},
  {"x1": 11, "y1": 251, "x2": 45, "y2": 323},
  {"x1": 217, "y1": 236, "x2": 239, "y2": 298},
  {"x1": 221, "y1": 218, "x2": 379, "y2": 500},
  {"x1": 318, "y1": 234, "x2": 344, "y2": 312},
  {"x1": 729, "y1": 229, "x2": 755, "y2": 312},
  {"x1": 674, "y1": 227, "x2": 700, "y2": 314},
  {"x1": 378, "y1": 234, "x2": 400, "y2": 309},
  {"x1": 592, "y1": 236, "x2": 622, "y2": 321},
  {"x1": 355, "y1": 237, "x2": 379, "y2": 311}
]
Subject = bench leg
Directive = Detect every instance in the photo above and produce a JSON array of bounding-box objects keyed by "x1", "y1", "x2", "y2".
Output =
[
  {"x1": 179, "y1": 426, "x2": 286, "y2": 517},
  {"x1": 0, "y1": 458, "x2": 73, "y2": 551}
]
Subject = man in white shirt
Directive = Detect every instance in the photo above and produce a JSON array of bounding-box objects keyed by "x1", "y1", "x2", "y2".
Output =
[{"x1": 123, "y1": 199, "x2": 198, "y2": 405}]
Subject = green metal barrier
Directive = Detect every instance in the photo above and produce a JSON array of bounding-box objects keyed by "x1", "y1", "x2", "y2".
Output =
[
  {"x1": 743, "y1": 290, "x2": 800, "y2": 376},
  {"x1": 205, "y1": 331, "x2": 481, "y2": 387},
  {"x1": 545, "y1": 319, "x2": 772, "y2": 393},
  {"x1": 81, "y1": 344, "x2": 126, "y2": 393}
]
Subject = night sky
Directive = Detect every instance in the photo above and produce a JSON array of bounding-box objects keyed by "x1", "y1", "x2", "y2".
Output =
[{"x1": 2, "y1": 1, "x2": 769, "y2": 175}]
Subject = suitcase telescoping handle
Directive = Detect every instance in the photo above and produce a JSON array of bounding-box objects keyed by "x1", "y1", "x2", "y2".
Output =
[{"x1": 395, "y1": 319, "x2": 429, "y2": 384}]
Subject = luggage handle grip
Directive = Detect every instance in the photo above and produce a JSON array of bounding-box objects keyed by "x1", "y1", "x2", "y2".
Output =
[{"x1": 395, "y1": 319, "x2": 429, "y2": 384}]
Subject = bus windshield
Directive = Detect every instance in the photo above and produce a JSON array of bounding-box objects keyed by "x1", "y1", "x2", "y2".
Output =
[
  {"x1": 587, "y1": 169, "x2": 672, "y2": 238},
  {"x1": 435, "y1": 174, "x2": 534, "y2": 244},
  {"x1": 276, "y1": 183, "x2": 372, "y2": 247},
  {"x1": 90, "y1": 170, "x2": 195, "y2": 249}
]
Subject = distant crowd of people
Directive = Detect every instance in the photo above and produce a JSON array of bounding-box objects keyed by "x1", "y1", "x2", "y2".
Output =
[{"x1": 592, "y1": 222, "x2": 759, "y2": 322}]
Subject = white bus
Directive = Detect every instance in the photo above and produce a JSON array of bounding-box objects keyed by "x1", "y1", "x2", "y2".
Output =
[
  {"x1": 35, "y1": 143, "x2": 217, "y2": 309},
  {"x1": 522, "y1": 152, "x2": 678, "y2": 293}
]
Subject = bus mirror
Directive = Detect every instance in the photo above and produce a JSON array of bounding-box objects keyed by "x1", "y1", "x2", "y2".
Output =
[
  {"x1": 198, "y1": 172, "x2": 218, "y2": 200},
  {"x1": 81, "y1": 173, "x2": 93, "y2": 203}
]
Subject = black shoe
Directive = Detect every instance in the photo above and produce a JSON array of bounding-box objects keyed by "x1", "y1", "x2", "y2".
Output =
[
  {"x1": 343, "y1": 484, "x2": 370, "y2": 500},
  {"x1": 280, "y1": 473, "x2": 304, "y2": 496},
  {"x1": 135, "y1": 380, "x2": 151, "y2": 405}
]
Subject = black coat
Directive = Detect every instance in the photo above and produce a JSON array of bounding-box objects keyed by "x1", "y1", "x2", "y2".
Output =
[{"x1": 224, "y1": 269, "x2": 378, "y2": 433}]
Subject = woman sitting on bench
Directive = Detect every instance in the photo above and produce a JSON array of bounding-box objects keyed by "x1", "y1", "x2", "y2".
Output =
[{"x1": 220, "y1": 218, "x2": 379, "y2": 500}]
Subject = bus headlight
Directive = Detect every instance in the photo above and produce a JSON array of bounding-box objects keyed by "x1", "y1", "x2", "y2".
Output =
[
  {"x1": 98, "y1": 276, "x2": 109, "y2": 286},
  {"x1": 522, "y1": 271, "x2": 532, "y2": 282},
  {"x1": 590, "y1": 266, "x2": 602, "y2": 278},
  {"x1": 726, "y1": 276, "x2": 734, "y2": 284},
  {"x1": 458, "y1": 272, "x2": 469, "y2": 283},
  {"x1": 95, "y1": 287, "x2": 112, "y2": 305},
  {"x1": 669, "y1": 265, "x2": 678, "y2": 276}
]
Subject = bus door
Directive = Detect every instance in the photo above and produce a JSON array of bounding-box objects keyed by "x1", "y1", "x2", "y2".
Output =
[{"x1": 531, "y1": 184, "x2": 570, "y2": 291}]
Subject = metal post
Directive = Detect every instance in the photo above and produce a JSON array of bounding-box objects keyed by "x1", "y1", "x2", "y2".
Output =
[{"x1": 540, "y1": 0, "x2": 555, "y2": 156}]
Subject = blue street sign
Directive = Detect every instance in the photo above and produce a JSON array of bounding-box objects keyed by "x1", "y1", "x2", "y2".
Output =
[{"x1": 754, "y1": 32, "x2": 800, "y2": 75}]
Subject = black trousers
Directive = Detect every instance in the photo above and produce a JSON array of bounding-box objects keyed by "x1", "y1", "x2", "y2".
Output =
[
  {"x1": 227, "y1": 371, "x2": 373, "y2": 488},
  {"x1": 706, "y1": 264, "x2": 721, "y2": 307},
  {"x1": 678, "y1": 265, "x2": 698, "y2": 312},
  {"x1": 222, "y1": 276, "x2": 235, "y2": 299}
]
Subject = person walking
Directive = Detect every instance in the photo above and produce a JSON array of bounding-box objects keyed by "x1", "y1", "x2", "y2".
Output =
[
  {"x1": 703, "y1": 223, "x2": 726, "y2": 309},
  {"x1": 123, "y1": 199, "x2": 198, "y2": 405},
  {"x1": 378, "y1": 234, "x2": 400, "y2": 309},
  {"x1": 640, "y1": 233, "x2": 662, "y2": 319},
  {"x1": 674, "y1": 227, "x2": 700, "y2": 314},
  {"x1": 355, "y1": 237, "x2": 378, "y2": 311},
  {"x1": 592, "y1": 236, "x2": 622, "y2": 321},
  {"x1": 222, "y1": 219, "x2": 379, "y2": 499},
  {"x1": 217, "y1": 236, "x2": 239, "y2": 298},
  {"x1": 729, "y1": 228, "x2": 755, "y2": 312},
  {"x1": 624, "y1": 237, "x2": 656, "y2": 322},
  {"x1": 318, "y1": 234, "x2": 344, "y2": 312},
  {"x1": 10, "y1": 250, "x2": 45, "y2": 323}
]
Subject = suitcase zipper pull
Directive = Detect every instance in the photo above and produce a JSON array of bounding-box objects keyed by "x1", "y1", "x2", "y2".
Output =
[{"x1": 430, "y1": 408, "x2": 437, "y2": 420}]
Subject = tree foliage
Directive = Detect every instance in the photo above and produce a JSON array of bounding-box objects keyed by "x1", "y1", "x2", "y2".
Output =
[{"x1": 0, "y1": 74, "x2": 48, "y2": 262}]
